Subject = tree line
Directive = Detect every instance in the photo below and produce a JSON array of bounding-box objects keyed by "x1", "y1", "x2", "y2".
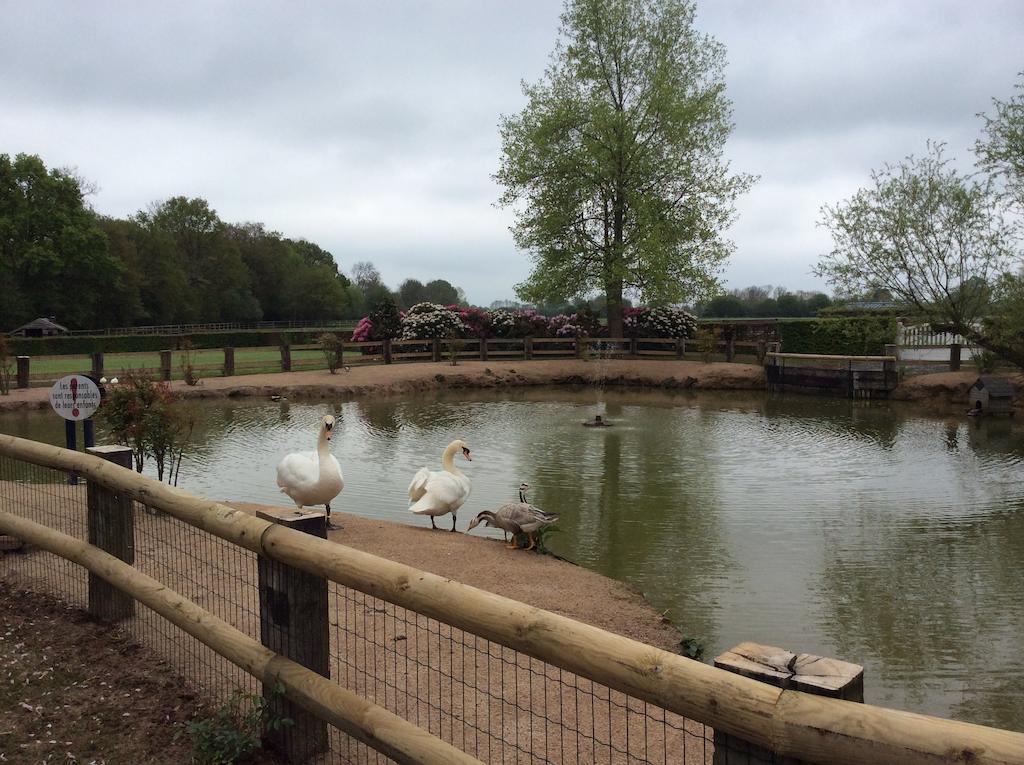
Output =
[
  {"x1": 697, "y1": 285, "x2": 833, "y2": 318},
  {"x1": 0, "y1": 153, "x2": 467, "y2": 331}
]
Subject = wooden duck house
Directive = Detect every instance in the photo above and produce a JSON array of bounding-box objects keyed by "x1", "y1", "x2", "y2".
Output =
[{"x1": 968, "y1": 376, "x2": 1016, "y2": 415}]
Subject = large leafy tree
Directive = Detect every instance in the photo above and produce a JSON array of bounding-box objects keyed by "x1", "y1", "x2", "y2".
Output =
[
  {"x1": 0, "y1": 153, "x2": 130, "y2": 329},
  {"x1": 975, "y1": 73, "x2": 1024, "y2": 214},
  {"x1": 136, "y1": 197, "x2": 262, "y2": 322},
  {"x1": 816, "y1": 143, "x2": 1024, "y2": 365},
  {"x1": 496, "y1": 0, "x2": 754, "y2": 337}
]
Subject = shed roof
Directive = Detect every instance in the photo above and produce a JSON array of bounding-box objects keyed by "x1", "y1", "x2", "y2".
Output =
[
  {"x1": 971, "y1": 376, "x2": 1016, "y2": 398},
  {"x1": 21, "y1": 317, "x2": 67, "y2": 331}
]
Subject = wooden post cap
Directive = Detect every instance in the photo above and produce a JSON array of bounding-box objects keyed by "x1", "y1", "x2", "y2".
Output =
[
  {"x1": 255, "y1": 507, "x2": 326, "y2": 525},
  {"x1": 714, "y1": 641, "x2": 864, "y2": 701},
  {"x1": 255, "y1": 507, "x2": 327, "y2": 538}
]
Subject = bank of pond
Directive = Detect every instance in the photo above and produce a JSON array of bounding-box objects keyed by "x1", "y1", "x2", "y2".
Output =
[{"x1": 1, "y1": 386, "x2": 1021, "y2": 732}]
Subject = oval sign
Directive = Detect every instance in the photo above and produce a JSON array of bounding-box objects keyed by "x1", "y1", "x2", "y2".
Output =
[{"x1": 49, "y1": 375, "x2": 102, "y2": 421}]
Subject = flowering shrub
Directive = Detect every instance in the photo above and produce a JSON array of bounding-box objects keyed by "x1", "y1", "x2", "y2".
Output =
[
  {"x1": 399, "y1": 302, "x2": 464, "y2": 339},
  {"x1": 350, "y1": 316, "x2": 374, "y2": 342},
  {"x1": 632, "y1": 306, "x2": 698, "y2": 338},
  {"x1": 488, "y1": 310, "x2": 517, "y2": 338},
  {"x1": 349, "y1": 303, "x2": 697, "y2": 341},
  {"x1": 457, "y1": 306, "x2": 492, "y2": 338},
  {"x1": 547, "y1": 314, "x2": 587, "y2": 338},
  {"x1": 510, "y1": 309, "x2": 550, "y2": 338}
]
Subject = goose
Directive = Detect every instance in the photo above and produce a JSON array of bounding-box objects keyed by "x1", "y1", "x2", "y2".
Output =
[
  {"x1": 467, "y1": 483, "x2": 559, "y2": 550},
  {"x1": 408, "y1": 439, "x2": 472, "y2": 531},
  {"x1": 276, "y1": 414, "x2": 344, "y2": 529}
]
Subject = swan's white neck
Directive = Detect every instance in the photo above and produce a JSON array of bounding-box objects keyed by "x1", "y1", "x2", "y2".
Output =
[
  {"x1": 317, "y1": 429, "x2": 331, "y2": 460},
  {"x1": 441, "y1": 443, "x2": 464, "y2": 476}
]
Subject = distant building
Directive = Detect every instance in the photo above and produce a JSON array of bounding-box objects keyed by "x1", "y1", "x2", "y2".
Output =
[{"x1": 9, "y1": 317, "x2": 68, "y2": 337}]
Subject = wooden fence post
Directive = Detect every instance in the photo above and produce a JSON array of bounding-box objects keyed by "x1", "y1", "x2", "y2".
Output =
[
  {"x1": 949, "y1": 342, "x2": 962, "y2": 371},
  {"x1": 91, "y1": 352, "x2": 104, "y2": 379},
  {"x1": 85, "y1": 445, "x2": 135, "y2": 622},
  {"x1": 575, "y1": 338, "x2": 584, "y2": 359},
  {"x1": 524, "y1": 337, "x2": 533, "y2": 360},
  {"x1": 479, "y1": 339, "x2": 488, "y2": 361},
  {"x1": 256, "y1": 508, "x2": 330, "y2": 762},
  {"x1": 16, "y1": 356, "x2": 30, "y2": 389},
  {"x1": 725, "y1": 335, "x2": 735, "y2": 363},
  {"x1": 383, "y1": 338, "x2": 392, "y2": 364},
  {"x1": 629, "y1": 337, "x2": 638, "y2": 357},
  {"x1": 159, "y1": 350, "x2": 172, "y2": 381},
  {"x1": 432, "y1": 338, "x2": 441, "y2": 362},
  {"x1": 676, "y1": 339, "x2": 685, "y2": 359},
  {"x1": 223, "y1": 347, "x2": 235, "y2": 377},
  {"x1": 280, "y1": 344, "x2": 292, "y2": 372},
  {"x1": 712, "y1": 641, "x2": 863, "y2": 764}
]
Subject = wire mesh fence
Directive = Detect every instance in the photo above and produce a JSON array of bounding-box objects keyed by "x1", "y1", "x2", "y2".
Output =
[{"x1": 0, "y1": 451, "x2": 718, "y2": 764}]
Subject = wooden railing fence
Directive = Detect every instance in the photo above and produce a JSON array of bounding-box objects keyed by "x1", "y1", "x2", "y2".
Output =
[
  {"x1": 12, "y1": 335, "x2": 774, "y2": 388},
  {"x1": 1, "y1": 434, "x2": 1023, "y2": 764}
]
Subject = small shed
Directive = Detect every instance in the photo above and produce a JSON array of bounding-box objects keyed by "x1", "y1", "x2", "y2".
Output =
[
  {"x1": 8, "y1": 317, "x2": 68, "y2": 337},
  {"x1": 968, "y1": 376, "x2": 1016, "y2": 415}
]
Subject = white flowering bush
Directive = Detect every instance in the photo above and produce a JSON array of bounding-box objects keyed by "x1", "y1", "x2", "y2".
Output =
[
  {"x1": 488, "y1": 309, "x2": 516, "y2": 338},
  {"x1": 399, "y1": 302, "x2": 464, "y2": 339},
  {"x1": 634, "y1": 307, "x2": 698, "y2": 338}
]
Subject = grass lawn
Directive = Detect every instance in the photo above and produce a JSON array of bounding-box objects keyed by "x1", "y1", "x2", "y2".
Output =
[{"x1": 25, "y1": 347, "x2": 341, "y2": 383}]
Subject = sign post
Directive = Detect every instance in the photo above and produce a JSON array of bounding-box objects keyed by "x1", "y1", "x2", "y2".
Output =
[{"x1": 49, "y1": 375, "x2": 102, "y2": 485}]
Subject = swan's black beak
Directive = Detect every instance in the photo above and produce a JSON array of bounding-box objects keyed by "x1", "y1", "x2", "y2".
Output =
[
  {"x1": 462, "y1": 447, "x2": 472, "y2": 461},
  {"x1": 325, "y1": 421, "x2": 333, "y2": 440}
]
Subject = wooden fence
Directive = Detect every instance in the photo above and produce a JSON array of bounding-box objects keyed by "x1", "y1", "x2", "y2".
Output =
[
  {"x1": 1, "y1": 434, "x2": 1023, "y2": 764},
  {"x1": 12, "y1": 335, "x2": 772, "y2": 388}
]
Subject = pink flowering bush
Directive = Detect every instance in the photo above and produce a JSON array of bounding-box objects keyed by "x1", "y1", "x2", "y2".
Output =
[
  {"x1": 350, "y1": 316, "x2": 374, "y2": 342},
  {"x1": 458, "y1": 306, "x2": 492, "y2": 338},
  {"x1": 547, "y1": 314, "x2": 587, "y2": 338},
  {"x1": 511, "y1": 309, "x2": 551, "y2": 338}
]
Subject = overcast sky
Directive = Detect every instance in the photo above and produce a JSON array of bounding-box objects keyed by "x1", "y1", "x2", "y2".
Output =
[{"x1": 2, "y1": 1, "x2": 1022, "y2": 306}]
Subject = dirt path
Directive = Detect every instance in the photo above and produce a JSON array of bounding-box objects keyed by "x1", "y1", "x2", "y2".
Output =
[{"x1": 0, "y1": 358, "x2": 764, "y2": 412}]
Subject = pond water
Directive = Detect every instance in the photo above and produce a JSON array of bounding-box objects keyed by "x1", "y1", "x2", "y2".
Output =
[{"x1": 2, "y1": 387, "x2": 1023, "y2": 731}]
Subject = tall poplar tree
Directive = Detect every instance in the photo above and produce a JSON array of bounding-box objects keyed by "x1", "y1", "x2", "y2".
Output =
[{"x1": 496, "y1": 0, "x2": 753, "y2": 336}]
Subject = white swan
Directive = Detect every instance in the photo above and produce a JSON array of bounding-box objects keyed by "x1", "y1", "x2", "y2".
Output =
[
  {"x1": 276, "y1": 414, "x2": 345, "y2": 529},
  {"x1": 408, "y1": 439, "x2": 472, "y2": 531}
]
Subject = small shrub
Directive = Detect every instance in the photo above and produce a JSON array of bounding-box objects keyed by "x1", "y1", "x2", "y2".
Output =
[
  {"x1": 318, "y1": 332, "x2": 342, "y2": 374},
  {"x1": 185, "y1": 684, "x2": 292, "y2": 765},
  {"x1": 696, "y1": 330, "x2": 717, "y2": 363},
  {"x1": 179, "y1": 340, "x2": 200, "y2": 386},
  {"x1": 97, "y1": 372, "x2": 194, "y2": 483}
]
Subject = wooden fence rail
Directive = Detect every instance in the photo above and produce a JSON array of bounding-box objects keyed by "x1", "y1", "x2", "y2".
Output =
[{"x1": 2, "y1": 434, "x2": 1022, "y2": 765}]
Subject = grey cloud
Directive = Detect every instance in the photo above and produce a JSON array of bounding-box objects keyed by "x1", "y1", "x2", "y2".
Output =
[{"x1": 1, "y1": 0, "x2": 1020, "y2": 305}]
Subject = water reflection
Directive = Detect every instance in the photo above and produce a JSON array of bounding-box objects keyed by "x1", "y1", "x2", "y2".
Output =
[{"x1": 1, "y1": 389, "x2": 1022, "y2": 731}]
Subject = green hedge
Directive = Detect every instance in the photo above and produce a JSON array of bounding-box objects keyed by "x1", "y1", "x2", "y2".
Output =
[
  {"x1": 8, "y1": 330, "x2": 336, "y2": 356},
  {"x1": 778, "y1": 317, "x2": 897, "y2": 356}
]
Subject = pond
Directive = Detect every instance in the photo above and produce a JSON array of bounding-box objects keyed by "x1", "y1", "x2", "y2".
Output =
[{"x1": 2, "y1": 387, "x2": 1022, "y2": 731}]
